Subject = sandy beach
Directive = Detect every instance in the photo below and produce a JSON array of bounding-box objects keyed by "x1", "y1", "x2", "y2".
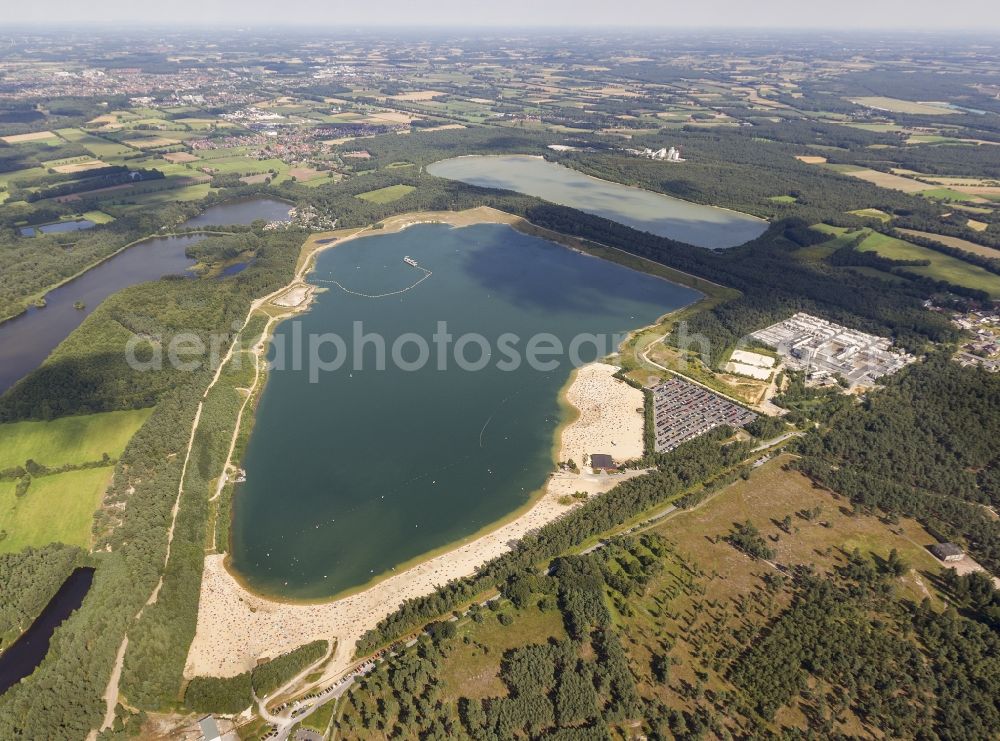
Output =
[
  {"x1": 183, "y1": 360, "x2": 646, "y2": 682},
  {"x1": 559, "y1": 362, "x2": 645, "y2": 466}
]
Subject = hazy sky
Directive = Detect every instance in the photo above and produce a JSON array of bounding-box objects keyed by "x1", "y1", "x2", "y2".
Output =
[{"x1": 3, "y1": 0, "x2": 999, "y2": 30}]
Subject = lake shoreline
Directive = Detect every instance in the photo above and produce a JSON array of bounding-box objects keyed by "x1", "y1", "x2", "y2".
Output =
[
  {"x1": 219, "y1": 206, "x2": 706, "y2": 600},
  {"x1": 186, "y1": 360, "x2": 649, "y2": 680},
  {"x1": 427, "y1": 154, "x2": 768, "y2": 248},
  {"x1": 185, "y1": 207, "x2": 706, "y2": 680}
]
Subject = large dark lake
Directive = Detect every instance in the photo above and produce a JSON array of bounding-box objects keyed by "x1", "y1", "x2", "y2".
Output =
[
  {"x1": 230, "y1": 223, "x2": 700, "y2": 598},
  {"x1": 0, "y1": 198, "x2": 292, "y2": 394},
  {"x1": 426, "y1": 155, "x2": 767, "y2": 249}
]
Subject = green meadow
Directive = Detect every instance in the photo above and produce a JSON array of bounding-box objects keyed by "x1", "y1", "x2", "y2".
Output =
[
  {"x1": 0, "y1": 409, "x2": 151, "y2": 553},
  {"x1": 814, "y1": 224, "x2": 1000, "y2": 298},
  {"x1": 355, "y1": 184, "x2": 417, "y2": 203},
  {"x1": 0, "y1": 468, "x2": 113, "y2": 553},
  {"x1": 0, "y1": 408, "x2": 151, "y2": 470}
]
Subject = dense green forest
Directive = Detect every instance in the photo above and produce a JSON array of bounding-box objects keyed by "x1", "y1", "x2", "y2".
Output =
[
  {"x1": 0, "y1": 543, "x2": 82, "y2": 649},
  {"x1": 796, "y1": 355, "x2": 1000, "y2": 572},
  {"x1": 335, "y1": 529, "x2": 1000, "y2": 739},
  {"x1": 183, "y1": 640, "x2": 328, "y2": 714}
]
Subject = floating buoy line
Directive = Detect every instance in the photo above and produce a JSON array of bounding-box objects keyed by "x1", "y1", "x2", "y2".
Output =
[{"x1": 316, "y1": 256, "x2": 432, "y2": 298}]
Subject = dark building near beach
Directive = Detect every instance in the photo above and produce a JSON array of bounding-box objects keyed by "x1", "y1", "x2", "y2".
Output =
[{"x1": 590, "y1": 454, "x2": 615, "y2": 471}]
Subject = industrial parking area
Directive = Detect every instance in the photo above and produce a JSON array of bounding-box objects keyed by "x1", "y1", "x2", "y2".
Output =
[
  {"x1": 751, "y1": 312, "x2": 914, "y2": 388},
  {"x1": 652, "y1": 377, "x2": 757, "y2": 453}
]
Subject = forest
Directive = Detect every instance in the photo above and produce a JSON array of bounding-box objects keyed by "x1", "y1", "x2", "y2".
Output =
[
  {"x1": 795, "y1": 354, "x2": 1000, "y2": 573},
  {"x1": 335, "y1": 527, "x2": 1000, "y2": 739},
  {"x1": 0, "y1": 543, "x2": 82, "y2": 649},
  {"x1": 183, "y1": 640, "x2": 328, "y2": 715}
]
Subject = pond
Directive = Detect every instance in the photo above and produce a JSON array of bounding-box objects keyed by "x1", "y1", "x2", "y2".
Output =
[
  {"x1": 0, "y1": 567, "x2": 94, "y2": 695},
  {"x1": 180, "y1": 197, "x2": 293, "y2": 228},
  {"x1": 0, "y1": 235, "x2": 201, "y2": 394},
  {"x1": 19, "y1": 219, "x2": 97, "y2": 237},
  {"x1": 0, "y1": 197, "x2": 296, "y2": 395},
  {"x1": 426, "y1": 154, "x2": 767, "y2": 249}
]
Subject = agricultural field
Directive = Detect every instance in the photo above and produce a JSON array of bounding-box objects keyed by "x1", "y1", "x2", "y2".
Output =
[
  {"x1": 355, "y1": 184, "x2": 416, "y2": 203},
  {"x1": 848, "y1": 207, "x2": 892, "y2": 222},
  {"x1": 0, "y1": 409, "x2": 150, "y2": 553},
  {"x1": 54, "y1": 128, "x2": 136, "y2": 159},
  {"x1": 850, "y1": 96, "x2": 954, "y2": 115},
  {"x1": 0, "y1": 408, "x2": 151, "y2": 470},
  {"x1": 836, "y1": 167, "x2": 929, "y2": 193},
  {"x1": 918, "y1": 187, "x2": 983, "y2": 203},
  {"x1": 815, "y1": 225, "x2": 1000, "y2": 298},
  {"x1": 0, "y1": 131, "x2": 59, "y2": 144},
  {"x1": 896, "y1": 228, "x2": 999, "y2": 259},
  {"x1": 0, "y1": 468, "x2": 114, "y2": 553}
]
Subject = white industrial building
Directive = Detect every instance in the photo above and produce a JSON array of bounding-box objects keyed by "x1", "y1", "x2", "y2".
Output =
[{"x1": 751, "y1": 312, "x2": 915, "y2": 388}]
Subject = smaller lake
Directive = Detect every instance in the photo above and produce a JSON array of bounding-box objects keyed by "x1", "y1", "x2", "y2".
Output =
[
  {"x1": 0, "y1": 567, "x2": 94, "y2": 695},
  {"x1": 0, "y1": 235, "x2": 201, "y2": 394},
  {"x1": 19, "y1": 219, "x2": 96, "y2": 237},
  {"x1": 0, "y1": 197, "x2": 295, "y2": 395},
  {"x1": 181, "y1": 197, "x2": 292, "y2": 228},
  {"x1": 426, "y1": 155, "x2": 767, "y2": 249}
]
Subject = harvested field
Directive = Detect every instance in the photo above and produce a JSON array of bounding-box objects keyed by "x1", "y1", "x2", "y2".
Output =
[
  {"x1": 51, "y1": 159, "x2": 108, "y2": 174},
  {"x1": 794, "y1": 155, "x2": 827, "y2": 164},
  {"x1": 127, "y1": 136, "x2": 181, "y2": 149},
  {"x1": 287, "y1": 166, "x2": 323, "y2": 181},
  {"x1": 418, "y1": 124, "x2": 467, "y2": 132},
  {"x1": 364, "y1": 111, "x2": 417, "y2": 124},
  {"x1": 841, "y1": 167, "x2": 929, "y2": 193},
  {"x1": 162, "y1": 151, "x2": 199, "y2": 163},
  {"x1": 390, "y1": 90, "x2": 445, "y2": 101},
  {"x1": 1, "y1": 131, "x2": 58, "y2": 144},
  {"x1": 851, "y1": 96, "x2": 952, "y2": 115},
  {"x1": 848, "y1": 207, "x2": 891, "y2": 222},
  {"x1": 895, "y1": 228, "x2": 999, "y2": 259}
]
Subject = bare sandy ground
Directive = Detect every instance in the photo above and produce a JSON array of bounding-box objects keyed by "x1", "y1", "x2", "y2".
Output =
[
  {"x1": 184, "y1": 361, "x2": 645, "y2": 681},
  {"x1": 52, "y1": 159, "x2": 108, "y2": 174},
  {"x1": 559, "y1": 362, "x2": 644, "y2": 466},
  {"x1": 842, "y1": 168, "x2": 929, "y2": 193},
  {"x1": 272, "y1": 285, "x2": 314, "y2": 308},
  {"x1": 1, "y1": 130, "x2": 57, "y2": 143},
  {"x1": 418, "y1": 124, "x2": 467, "y2": 132}
]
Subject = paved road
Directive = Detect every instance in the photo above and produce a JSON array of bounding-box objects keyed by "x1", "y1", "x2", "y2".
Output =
[{"x1": 751, "y1": 431, "x2": 802, "y2": 453}]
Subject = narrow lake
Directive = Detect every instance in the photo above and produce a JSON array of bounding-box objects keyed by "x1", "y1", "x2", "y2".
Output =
[
  {"x1": 230, "y1": 223, "x2": 701, "y2": 598},
  {"x1": 426, "y1": 155, "x2": 767, "y2": 249},
  {"x1": 0, "y1": 567, "x2": 94, "y2": 695},
  {"x1": 0, "y1": 198, "x2": 293, "y2": 395}
]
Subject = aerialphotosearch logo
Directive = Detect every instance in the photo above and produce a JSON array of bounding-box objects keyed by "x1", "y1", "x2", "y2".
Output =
[{"x1": 124, "y1": 320, "x2": 634, "y2": 382}]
